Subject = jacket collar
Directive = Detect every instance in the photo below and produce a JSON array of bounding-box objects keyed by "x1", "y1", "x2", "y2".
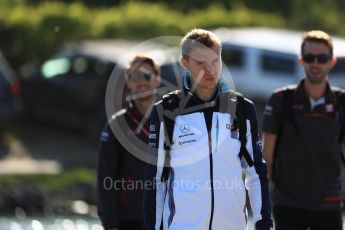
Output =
[
  {"x1": 127, "y1": 100, "x2": 143, "y2": 119},
  {"x1": 182, "y1": 72, "x2": 230, "y2": 100},
  {"x1": 295, "y1": 79, "x2": 335, "y2": 104}
]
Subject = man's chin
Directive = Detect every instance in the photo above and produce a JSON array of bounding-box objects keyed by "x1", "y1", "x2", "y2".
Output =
[
  {"x1": 307, "y1": 75, "x2": 326, "y2": 85},
  {"x1": 201, "y1": 81, "x2": 218, "y2": 89},
  {"x1": 136, "y1": 95, "x2": 155, "y2": 101}
]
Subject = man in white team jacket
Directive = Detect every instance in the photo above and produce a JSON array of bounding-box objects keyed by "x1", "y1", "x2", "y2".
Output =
[{"x1": 143, "y1": 28, "x2": 273, "y2": 230}]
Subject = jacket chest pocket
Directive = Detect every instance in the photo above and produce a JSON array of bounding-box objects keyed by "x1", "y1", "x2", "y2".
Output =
[
  {"x1": 170, "y1": 113, "x2": 210, "y2": 166},
  {"x1": 221, "y1": 131, "x2": 241, "y2": 156},
  {"x1": 212, "y1": 114, "x2": 242, "y2": 158}
]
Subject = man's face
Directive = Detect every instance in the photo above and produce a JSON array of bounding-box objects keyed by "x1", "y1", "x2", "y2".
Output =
[
  {"x1": 301, "y1": 41, "x2": 336, "y2": 85},
  {"x1": 126, "y1": 62, "x2": 160, "y2": 100},
  {"x1": 181, "y1": 45, "x2": 222, "y2": 90}
]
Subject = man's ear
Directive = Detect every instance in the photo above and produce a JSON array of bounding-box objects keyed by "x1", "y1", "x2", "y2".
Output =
[
  {"x1": 125, "y1": 77, "x2": 132, "y2": 89},
  {"x1": 181, "y1": 57, "x2": 189, "y2": 70},
  {"x1": 298, "y1": 56, "x2": 304, "y2": 65},
  {"x1": 331, "y1": 57, "x2": 337, "y2": 66},
  {"x1": 154, "y1": 75, "x2": 161, "y2": 87}
]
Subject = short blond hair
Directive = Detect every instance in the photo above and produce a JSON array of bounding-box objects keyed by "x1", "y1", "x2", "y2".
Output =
[{"x1": 181, "y1": 28, "x2": 222, "y2": 59}]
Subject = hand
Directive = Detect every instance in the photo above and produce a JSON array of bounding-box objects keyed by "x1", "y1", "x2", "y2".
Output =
[{"x1": 255, "y1": 219, "x2": 273, "y2": 230}]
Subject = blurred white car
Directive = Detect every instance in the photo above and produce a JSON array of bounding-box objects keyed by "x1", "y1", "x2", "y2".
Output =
[{"x1": 213, "y1": 27, "x2": 345, "y2": 102}]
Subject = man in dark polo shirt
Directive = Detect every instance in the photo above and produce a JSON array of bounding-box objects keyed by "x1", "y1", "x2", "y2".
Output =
[{"x1": 262, "y1": 30, "x2": 345, "y2": 230}]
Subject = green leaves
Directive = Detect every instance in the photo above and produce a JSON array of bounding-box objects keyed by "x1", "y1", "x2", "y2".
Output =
[{"x1": 0, "y1": 1, "x2": 344, "y2": 69}]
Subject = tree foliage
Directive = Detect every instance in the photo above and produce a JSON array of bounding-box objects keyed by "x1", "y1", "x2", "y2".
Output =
[
  {"x1": 0, "y1": 0, "x2": 344, "y2": 68},
  {"x1": 0, "y1": 1, "x2": 286, "y2": 68}
]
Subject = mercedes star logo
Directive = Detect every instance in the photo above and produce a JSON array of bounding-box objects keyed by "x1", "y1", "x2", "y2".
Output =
[{"x1": 180, "y1": 124, "x2": 190, "y2": 133}]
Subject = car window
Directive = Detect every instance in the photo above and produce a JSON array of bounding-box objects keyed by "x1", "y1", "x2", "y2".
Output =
[
  {"x1": 94, "y1": 60, "x2": 113, "y2": 76},
  {"x1": 260, "y1": 52, "x2": 296, "y2": 75},
  {"x1": 73, "y1": 57, "x2": 88, "y2": 74},
  {"x1": 41, "y1": 55, "x2": 114, "y2": 80},
  {"x1": 221, "y1": 45, "x2": 244, "y2": 67},
  {"x1": 41, "y1": 57, "x2": 71, "y2": 79}
]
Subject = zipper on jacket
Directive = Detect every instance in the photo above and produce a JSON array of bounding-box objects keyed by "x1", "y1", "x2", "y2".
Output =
[
  {"x1": 208, "y1": 130, "x2": 214, "y2": 230},
  {"x1": 203, "y1": 101, "x2": 216, "y2": 230}
]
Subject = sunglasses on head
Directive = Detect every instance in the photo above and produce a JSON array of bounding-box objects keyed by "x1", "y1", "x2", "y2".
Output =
[
  {"x1": 302, "y1": 53, "x2": 331, "y2": 64},
  {"x1": 130, "y1": 72, "x2": 156, "y2": 83}
]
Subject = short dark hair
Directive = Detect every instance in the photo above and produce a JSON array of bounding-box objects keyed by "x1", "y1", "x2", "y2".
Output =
[
  {"x1": 181, "y1": 28, "x2": 222, "y2": 59},
  {"x1": 126, "y1": 54, "x2": 160, "y2": 79},
  {"x1": 301, "y1": 30, "x2": 333, "y2": 56}
]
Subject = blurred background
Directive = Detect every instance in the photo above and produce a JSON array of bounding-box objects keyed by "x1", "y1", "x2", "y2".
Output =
[{"x1": 1, "y1": 0, "x2": 345, "y2": 228}]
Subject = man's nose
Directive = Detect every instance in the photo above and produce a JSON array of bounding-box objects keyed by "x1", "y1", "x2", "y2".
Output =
[{"x1": 204, "y1": 63, "x2": 214, "y2": 74}]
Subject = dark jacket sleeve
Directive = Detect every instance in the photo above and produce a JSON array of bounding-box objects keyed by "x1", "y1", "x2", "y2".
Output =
[
  {"x1": 143, "y1": 104, "x2": 165, "y2": 230},
  {"x1": 339, "y1": 91, "x2": 345, "y2": 142},
  {"x1": 245, "y1": 100, "x2": 273, "y2": 230},
  {"x1": 97, "y1": 124, "x2": 121, "y2": 229},
  {"x1": 143, "y1": 163, "x2": 158, "y2": 229}
]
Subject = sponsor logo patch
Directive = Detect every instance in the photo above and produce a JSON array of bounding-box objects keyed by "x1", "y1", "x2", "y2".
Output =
[
  {"x1": 180, "y1": 124, "x2": 190, "y2": 133},
  {"x1": 100, "y1": 132, "x2": 109, "y2": 141},
  {"x1": 148, "y1": 142, "x2": 156, "y2": 147},
  {"x1": 263, "y1": 105, "x2": 273, "y2": 116},
  {"x1": 231, "y1": 131, "x2": 239, "y2": 139},
  {"x1": 179, "y1": 139, "x2": 196, "y2": 145},
  {"x1": 149, "y1": 134, "x2": 156, "y2": 139},
  {"x1": 325, "y1": 103, "x2": 334, "y2": 113},
  {"x1": 230, "y1": 124, "x2": 239, "y2": 139}
]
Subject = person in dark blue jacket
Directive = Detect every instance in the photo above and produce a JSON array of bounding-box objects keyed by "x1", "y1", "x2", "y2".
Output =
[{"x1": 97, "y1": 54, "x2": 161, "y2": 230}]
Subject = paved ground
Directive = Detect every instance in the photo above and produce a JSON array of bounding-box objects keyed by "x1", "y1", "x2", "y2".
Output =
[{"x1": 0, "y1": 119, "x2": 99, "y2": 173}]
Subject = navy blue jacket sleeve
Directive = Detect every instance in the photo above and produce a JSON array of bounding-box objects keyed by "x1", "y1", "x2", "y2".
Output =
[
  {"x1": 244, "y1": 100, "x2": 273, "y2": 230},
  {"x1": 143, "y1": 104, "x2": 165, "y2": 230},
  {"x1": 97, "y1": 124, "x2": 121, "y2": 229}
]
